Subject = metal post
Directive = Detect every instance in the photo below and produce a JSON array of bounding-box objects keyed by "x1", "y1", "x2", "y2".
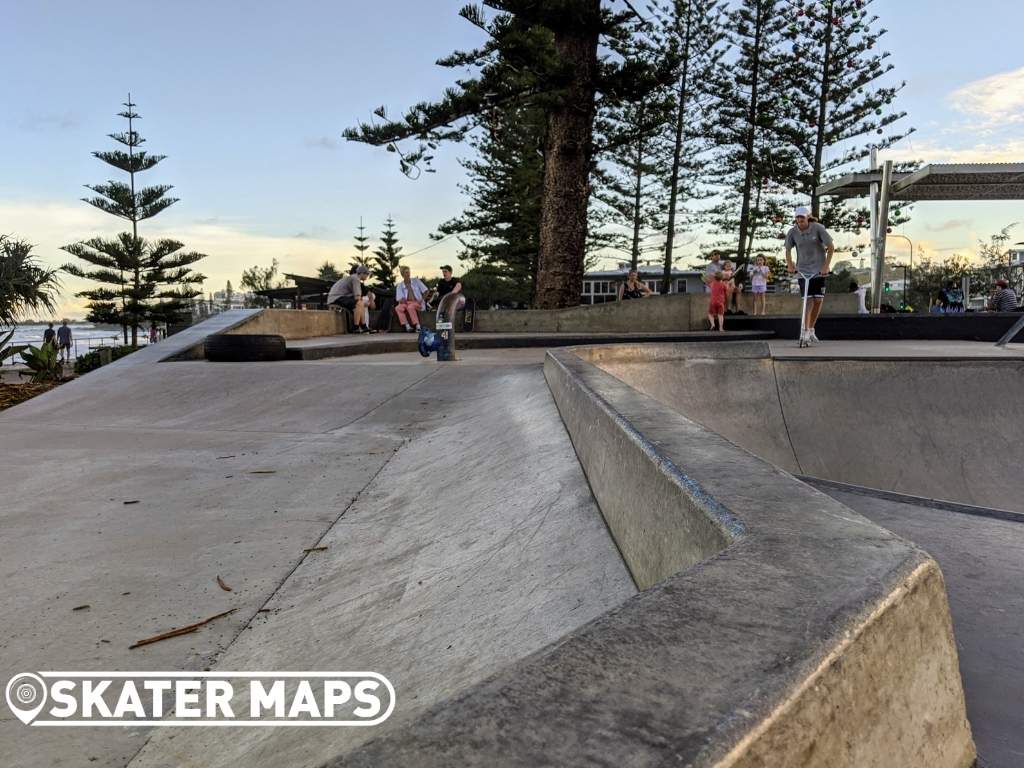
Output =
[
  {"x1": 868, "y1": 149, "x2": 880, "y2": 312},
  {"x1": 872, "y1": 160, "x2": 894, "y2": 313}
]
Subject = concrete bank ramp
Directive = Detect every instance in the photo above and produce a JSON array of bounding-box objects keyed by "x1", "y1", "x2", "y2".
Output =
[
  {"x1": 0, "y1": 343, "x2": 634, "y2": 767},
  {"x1": 328, "y1": 346, "x2": 975, "y2": 767},
  {"x1": 584, "y1": 340, "x2": 1024, "y2": 512}
]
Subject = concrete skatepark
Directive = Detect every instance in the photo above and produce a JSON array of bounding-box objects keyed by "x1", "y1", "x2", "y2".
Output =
[{"x1": 2, "y1": 307, "x2": 1022, "y2": 767}]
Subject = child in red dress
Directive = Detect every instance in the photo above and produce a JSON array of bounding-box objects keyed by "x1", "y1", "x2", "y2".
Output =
[{"x1": 708, "y1": 272, "x2": 727, "y2": 331}]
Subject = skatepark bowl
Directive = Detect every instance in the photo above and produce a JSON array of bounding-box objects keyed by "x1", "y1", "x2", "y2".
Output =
[{"x1": 3, "y1": 312, "x2": 1020, "y2": 768}]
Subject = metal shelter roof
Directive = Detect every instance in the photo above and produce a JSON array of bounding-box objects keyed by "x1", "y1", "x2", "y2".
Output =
[{"x1": 816, "y1": 163, "x2": 1024, "y2": 201}]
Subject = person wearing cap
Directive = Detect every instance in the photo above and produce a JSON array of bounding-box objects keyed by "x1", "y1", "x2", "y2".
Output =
[
  {"x1": 989, "y1": 279, "x2": 1017, "y2": 312},
  {"x1": 428, "y1": 265, "x2": 462, "y2": 308},
  {"x1": 702, "y1": 251, "x2": 724, "y2": 292},
  {"x1": 328, "y1": 266, "x2": 372, "y2": 333},
  {"x1": 785, "y1": 206, "x2": 834, "y2": 344}
]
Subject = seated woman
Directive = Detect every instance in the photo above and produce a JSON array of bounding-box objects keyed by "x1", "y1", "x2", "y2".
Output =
[
  {"x1": 618, "y1": 269, "x2": 654, "y2": 301},
  {"x1": 395, "y1": 266, "x2": 430, "y2": 332}
]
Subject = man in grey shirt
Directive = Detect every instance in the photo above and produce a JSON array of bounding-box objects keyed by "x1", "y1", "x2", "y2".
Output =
[
  {"x1": 785, "y1": 206, "x2": 834, "y2": 344},
  {"x1": 328, "y1": 265, "x2": 371, "y2": 332}
]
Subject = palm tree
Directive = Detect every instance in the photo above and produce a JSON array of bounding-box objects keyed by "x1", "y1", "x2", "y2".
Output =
[{"x1": 0, "y1": 235, "x2": 62, "y2": 327}]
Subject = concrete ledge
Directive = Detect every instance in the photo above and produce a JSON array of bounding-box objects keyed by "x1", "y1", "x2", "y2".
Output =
[
  {"x1": 474, "y1": 292, "x2": 860, "y2": 333},
  {"x1": 323, "y1": 346, "x2": 973, "y2": 767},
  {"x1": 286, "y1": 330, "x2": 774, "y2": 360}
]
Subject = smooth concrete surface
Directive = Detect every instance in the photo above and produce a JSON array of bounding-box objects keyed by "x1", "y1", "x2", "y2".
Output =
[
  {"x1": 325, "y1": 349, "x2": 973, "y2": 768},
  {"x1": 0, "y1": 347, "x2": 634, "y2": 766},
  {"x1": 811, "y1": 484, "x2": 1024, "y2": 768},
  {"x1": 590, "y1": 340, "x2": 1024, "y2": 511},
  {"x1": 284, "y1": 329, "x2": 773, "y2": 360},
  {"x1": 473, "y1": 291, "x2": 859, "y2": 333}
]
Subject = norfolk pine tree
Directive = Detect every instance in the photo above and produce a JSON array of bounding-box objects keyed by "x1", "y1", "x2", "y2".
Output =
[
  {"x1": 435, "y1": 103, "x2": 546, "y2": 307},
  {"x1": 371, "y1": 218, "x2": 403, "y2": 290},
  {"x1": 62, "y1": 96, "x2": 206, "y2": 347},
  {"x1": 779, "y1": 0, "x2": 913, "y2": 226},
  {"x1": 708, "y1": 0, "x2": 799, "y2": 266},
  {"x1": 651, "y1": 0, "x2": 725, "y2": 293},
  {"x1": 344, "y1": 1, "x2": 663, "y2": 309}
]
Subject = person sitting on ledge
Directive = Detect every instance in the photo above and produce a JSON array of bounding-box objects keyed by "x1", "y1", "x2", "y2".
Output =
[
  {"x1": 396, "y1": 266, "x2": 430, "y2": 333},
  {"x1": 327, "y1": 265, "x2": 372, "y2": 333},
  {"x1": 989, "y1": 279, "x2": 1017, "y2": 312},
  {"x1": 618, "y1": 269, "x2": 653, "y2": 301}
]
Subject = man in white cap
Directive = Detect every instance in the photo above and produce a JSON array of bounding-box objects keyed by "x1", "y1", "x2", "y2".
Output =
[{"x1": 785, "y1": 206, "x2": 834, "y2": 343}]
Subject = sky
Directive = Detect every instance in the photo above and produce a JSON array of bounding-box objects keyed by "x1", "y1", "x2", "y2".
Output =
[{"x1": 2, "y1": 0, "x2": 1023, "y2": 318}]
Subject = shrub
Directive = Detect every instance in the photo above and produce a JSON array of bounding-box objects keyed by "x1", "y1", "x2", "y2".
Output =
[{"x1": 74, "y1": 345, "x2": 137, "y2": 375}]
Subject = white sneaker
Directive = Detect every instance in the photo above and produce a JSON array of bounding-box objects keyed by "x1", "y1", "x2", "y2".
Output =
[{"x1": 809, "y1": 329, "x2": 819, "y2": 343}]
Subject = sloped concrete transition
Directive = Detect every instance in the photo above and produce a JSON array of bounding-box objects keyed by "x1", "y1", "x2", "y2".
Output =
[{"x1": 332, "y1": 342, "x2": 977, "y2": 768}]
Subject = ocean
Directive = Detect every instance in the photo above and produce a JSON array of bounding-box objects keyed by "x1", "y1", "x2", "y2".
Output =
[{"x1": 1, "y1": 323, "x2": 153, "y2": 362}]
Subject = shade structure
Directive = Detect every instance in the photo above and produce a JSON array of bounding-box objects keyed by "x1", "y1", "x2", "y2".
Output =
[{"x1": 817, "y1": 163, "x2": 1024, "y2": 201}]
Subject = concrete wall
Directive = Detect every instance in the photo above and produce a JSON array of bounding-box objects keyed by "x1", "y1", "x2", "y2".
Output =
[
  {"x1": 475, "y1": 292, "x2": 860, "y2": 334},
  {"x1": 218, "y1": 308, "x2": 349, "y2": 339},
  {"x1": 591, "y1": 342, "x2": 1024, "y2": 512}
]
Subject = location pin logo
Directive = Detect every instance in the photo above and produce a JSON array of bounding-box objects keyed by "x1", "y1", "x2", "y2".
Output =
[{"x1": 6, "y1": 673, "x2": 48, "y2": 725}]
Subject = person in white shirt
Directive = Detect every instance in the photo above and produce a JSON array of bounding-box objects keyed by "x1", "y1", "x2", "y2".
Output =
[{"x1": 395, "y1": 266, "x2": 430, "y2": 332}]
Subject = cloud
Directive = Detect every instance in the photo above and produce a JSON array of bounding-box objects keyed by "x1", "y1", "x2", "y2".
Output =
[
  {"x1": 12, "y1": 111, "x2": 81, "y2": 132},
  {"x1": 883, "y1": 137, "x2": 1024, "y2": 164},
  {"x1": 304, "y1": 137, "x2": 338, "y2": 149},
  {"x1": 948, "y1": 66, "x2": 1024, "y2": 126},
  {"x1": 925, "y1": 219, "x2": 973, "y2": 233}
]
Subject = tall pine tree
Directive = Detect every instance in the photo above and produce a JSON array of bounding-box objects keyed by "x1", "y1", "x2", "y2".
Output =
[
  {"x1": 652, "y1": 0, "x2": 725, "y2": 291},
  {"x1": 352, "y1": 217, "x2": 371, "y2": 270},
  {"x1": 371, "y1": 218, "x2": 403, "y2": 290},
  {"x1": 343, "y1": 1, "x2": 663, "y2": 309},
  {"x1": 779, "y1": 0, "x2": 912, "y2": 225},
  {"x1": 708, "y1": 0, "x2": 799, "y2": 266},
  {"x1": 62, "y1": 96, "x2": 206, "y2": 347},
  {"x1": 435, "y1": 103, "x2": 545, "y2": 307}
]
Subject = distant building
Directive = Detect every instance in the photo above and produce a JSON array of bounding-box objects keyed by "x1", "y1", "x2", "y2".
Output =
[{"x1": 582, "y1": 263, "x2": 706, "y2": 305}]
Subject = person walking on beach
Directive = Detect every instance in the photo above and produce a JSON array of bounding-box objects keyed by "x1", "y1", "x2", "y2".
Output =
[
  {"x1": 43, "y1": 322, "x2": 57, "y2": 348},
  {"x1": 785, "y1": 206, "x2": 834, "y2": 344},
  {"x1": 56, "y1": 320, "x2": 73, "y2": 362},
  {"x1": 749, "y1": 255, "x2": 771, "y2": 316}
]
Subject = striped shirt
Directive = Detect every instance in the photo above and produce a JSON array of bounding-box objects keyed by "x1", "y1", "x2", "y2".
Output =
[{"x1": 991, "y1": 288, "x2": 1017, "y2": 312}]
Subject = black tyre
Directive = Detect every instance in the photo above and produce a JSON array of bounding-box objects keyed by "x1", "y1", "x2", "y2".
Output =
[{"x1": 204, "y1": 334, "x2": 287, "y2": 362}]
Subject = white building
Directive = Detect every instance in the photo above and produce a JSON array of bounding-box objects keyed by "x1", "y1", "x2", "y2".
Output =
[{"x1": 582, "y1": 264, "x2": 706, "y2": 305}]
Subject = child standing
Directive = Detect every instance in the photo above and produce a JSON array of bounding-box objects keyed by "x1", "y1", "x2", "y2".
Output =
[
  {"x1": 749, "y1": 254, "x2": 770, "y2": 315},
  {"x1": 708, "y1": 272, "x2": 727, "y2": 331}
]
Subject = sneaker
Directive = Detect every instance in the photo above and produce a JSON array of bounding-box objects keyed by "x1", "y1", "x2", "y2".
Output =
[
  {"x1": 357, "y1": 325, "x2": 370, "y2": 334},
  {"x1": 799, "y1": 330, "x2": 810, "y2": 345},
  {"x1": 414, "y1": 323, "x2": 422, "y2": 331},
  {"x1": 809, "y1": 329, "x2": 819, "y2": 343}
]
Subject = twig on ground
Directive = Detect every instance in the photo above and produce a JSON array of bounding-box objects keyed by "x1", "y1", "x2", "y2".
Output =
[{"x1": 129, "y1": 608, "x2": 237, "y2": 650}]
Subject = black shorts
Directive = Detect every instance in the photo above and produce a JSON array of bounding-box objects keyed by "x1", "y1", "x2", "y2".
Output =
[
  {"x1": 797, "y1": 276, "x2": 827, "y2": 299},
  {"x1": 330, "y1": 295, "x2": 358, "y2": 310}
]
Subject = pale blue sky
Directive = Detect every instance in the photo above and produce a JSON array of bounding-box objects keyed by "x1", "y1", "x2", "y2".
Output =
[{"x1": 2, "y1": 0, "x2": 1022, "y2": 316}]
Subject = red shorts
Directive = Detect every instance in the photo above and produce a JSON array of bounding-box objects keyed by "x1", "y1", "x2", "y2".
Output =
[{"x1": 709, "y1": 300, "x2": 725, "y2": 315}]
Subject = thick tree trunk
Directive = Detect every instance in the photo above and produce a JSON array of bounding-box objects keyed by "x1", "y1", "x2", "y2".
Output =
[
  {"x1": 662, "y1": 0, "x2": 694, "y2": 295},
  {"x1": 735, "y1": 5, "x2": 764, "y2": 267},
  {"x1": 533, "y1": 2, "x2": 600, "y2": 310}
]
